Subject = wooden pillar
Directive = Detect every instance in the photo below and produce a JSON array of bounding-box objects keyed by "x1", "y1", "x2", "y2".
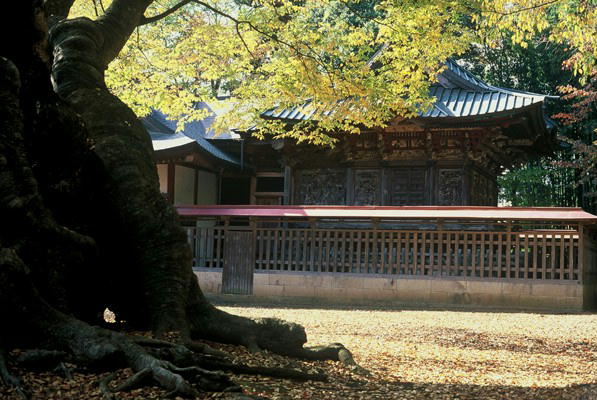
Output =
[
  {"x1": 284, "y1": 165, "x2": 292, "y2": 205},
  {"x1": 427, "y1": 161, "x2": 436, "y2": 205},
  {"x1": 217, "y1": 168, "x2": 223, "y2": 204},
  {"x1": 346, "y1": 167, "x2": 354, "y2": 205},
  {"x1": 462, "y1": 161, "x2": 471, "y2": 206},
  {"x1": 579, "y1": 225, "x2": 585, "y2": 284},
  {"x1": 167, "y1": 162, "x2": 175, "y2": 204},
  {"x1": 249, "y1": 175, "x2": 257, "y2": 205},
  {"x1": 380, "y1": 167, "x2": 386, "y2": 206},
  {"x1": 193, "y1": 168, "x2": 198, "y2": 205}
]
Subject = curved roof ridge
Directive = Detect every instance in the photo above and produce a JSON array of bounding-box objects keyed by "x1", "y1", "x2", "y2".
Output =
[{"x1": 443, "y1": 58, "x2": 557, "y2": 100}]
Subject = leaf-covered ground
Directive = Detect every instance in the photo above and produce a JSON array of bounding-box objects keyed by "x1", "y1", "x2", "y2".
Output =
[{"x1": 2, "y1": 305, "x2": 597, "y2": 399}]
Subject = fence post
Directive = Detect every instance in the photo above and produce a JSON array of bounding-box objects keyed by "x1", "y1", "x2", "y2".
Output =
[{"x1": 579, "y1": 225, "x2": 585, "y2": 283}]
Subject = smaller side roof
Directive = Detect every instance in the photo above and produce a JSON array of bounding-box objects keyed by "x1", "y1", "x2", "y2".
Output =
[{"x1": 143, "y1": 109, "x2": 240, "y2": 166}]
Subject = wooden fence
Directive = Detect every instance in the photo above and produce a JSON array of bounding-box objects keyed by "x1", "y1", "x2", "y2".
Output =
[{"x1": 185, "y1": 218, "x2": 597, "y2": 282}]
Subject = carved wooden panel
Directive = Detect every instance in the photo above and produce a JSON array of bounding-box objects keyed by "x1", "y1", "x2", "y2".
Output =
[
  {"x1": 382, "y1": 132, "x2": 426, "y2": 152},
  {"x1": 353, "y1": 170, "x2": 380, "y2": 205},
  {"x1": 294, "y1": 169, "x2": 346, "y2": 205},
  {"x1": 438, "y1": 169, "x2": 463, "y2": 205},
  {"x1": 347, "y1": 133, "x2": 380, "y2": 160},
  {"x1": 470, "y1": 170, "x2": 497, "y2": 206},
  {"x1": 384, "y1": 168, "x2": 426, "y2": 205}
]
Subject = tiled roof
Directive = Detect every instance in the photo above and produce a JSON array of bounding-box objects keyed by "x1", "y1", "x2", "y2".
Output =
[
  {"x1": 422, "y1": 86, "x2": 540, "y2": 118},
  {"x1": 143, "y1": 109, "x2": 239, "y2": 166},
  {"x1": 194, "y1": 102, "x2": 240, "y2": 140},
  {"x1": 262, "y1": 59, "x2": 556, "y2": 121}
]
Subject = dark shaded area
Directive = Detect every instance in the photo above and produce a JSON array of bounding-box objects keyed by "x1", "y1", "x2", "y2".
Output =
[{"x1": 221, "y1": 176, "x2": 251, "y2": 204}]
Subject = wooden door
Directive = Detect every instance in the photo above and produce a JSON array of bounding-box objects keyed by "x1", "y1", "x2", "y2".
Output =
[
  {"x1": 221, "y1": 230, "x2": 254, "y2": 295},
  {"x1": 384, "y1": 168, "x2": 426, "y2": 205}
]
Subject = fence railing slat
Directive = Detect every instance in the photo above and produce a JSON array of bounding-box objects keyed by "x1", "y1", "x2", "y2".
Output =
[{"x1": 188, "y1": 221, "x2": 589, "y2": 283}]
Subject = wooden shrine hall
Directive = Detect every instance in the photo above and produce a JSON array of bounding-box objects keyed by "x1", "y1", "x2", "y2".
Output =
[
  {"x1": 246, "y1": 59, "x2": 559, "y2": 207},
  {"x1": 153, "y1": 60, "x2": 597, "y2": 310}
]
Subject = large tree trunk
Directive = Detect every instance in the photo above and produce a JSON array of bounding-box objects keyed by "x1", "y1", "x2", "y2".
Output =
[{"x1": 0, "y1": 0, "x2": 359, "y2": 397}]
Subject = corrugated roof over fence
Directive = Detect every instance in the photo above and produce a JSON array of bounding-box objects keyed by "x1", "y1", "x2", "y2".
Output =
[
  {"x1": 176, "y1": 205, "x2": 597, "y2": 223},
  {"x1": 262, "y1": 59, "x2": 556, "y2": 121}
]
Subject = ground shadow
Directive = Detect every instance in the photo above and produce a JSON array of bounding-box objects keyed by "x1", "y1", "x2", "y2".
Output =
[{"x1": 207, "y1": 293, "x2": 595, "y2": 316}]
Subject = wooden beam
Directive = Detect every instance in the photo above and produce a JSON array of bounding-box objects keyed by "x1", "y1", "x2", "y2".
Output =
[{"x1": 167, "y1": 162, "x2": 175, "y2": 204}]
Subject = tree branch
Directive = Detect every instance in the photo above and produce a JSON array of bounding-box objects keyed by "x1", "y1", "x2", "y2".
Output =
[
  {"x1": 482, "y1": 0, "x2": 562, "y2": 16},
  {"x1": 138, "y1": 0, "x2": 193, "y2": 26},
  {"x1": 81, "y1": 0, "x2": 155, "y2": 66},
  {"x1": 190, "y1": 0, "x2": 334, "y2": 80},
  {"x1": 133, "y1": 0, "x2": 342, "y2": 87}
]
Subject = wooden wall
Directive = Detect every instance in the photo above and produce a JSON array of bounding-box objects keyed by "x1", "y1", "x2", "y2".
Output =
[{"x1": 291, "y1": 163, "x2": 497, "y2": 206}]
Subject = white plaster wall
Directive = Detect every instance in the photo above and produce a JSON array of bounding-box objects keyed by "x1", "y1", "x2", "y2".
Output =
[
  {"x1": 156, "y1": 164, "x2": 168, "y2": 194},
  {"x1": 174, "y1": 165, "x2": 196, "y2": 205},
  {"x1": 196, "y1": 170, "x2": 217, "y2": 205}
]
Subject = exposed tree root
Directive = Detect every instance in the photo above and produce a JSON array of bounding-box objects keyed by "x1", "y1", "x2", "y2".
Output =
[
  {"x1": 14, "y1": 350, "x2": 74, "y2": 380},
  {"x1": 109, "y1": 368, "x2": 152, "y2": 392},
  {"x1": 0, "y1": 224, "x2": 355, "y2": 398},
  {"x1": 202, "y1": 362, "x2": 328, "y2": 382},
  {"x1": 300, "y1": 343, "x2": 370, "y2": 375},
  {"x1": 145, "y1": 342, "x2": 328, "y2": 382},
  {"x1": 132, "y1": 336, "x2": 227, "y2": 358},
  {"x1": 0, "y1": 347, "x2": 28, "y2": 400},
  {"x1": 0, "y1": 347, "x2": 20, "y2": 388},
  {"x1": 62, "y1": 326, "x2": 239, "y2": 397},
  {"x1": 54, "y1": 362, "x2": 74, "y2": 380},
  {"x1": 99, "y1": 373, "x2": 121, "y2": 400},
  {"x1": 190, "y1": 302, "x2": 368, "y2": 376},
  {"x1": 15, "y1": 350, "x2": 68, "y2": 370}
]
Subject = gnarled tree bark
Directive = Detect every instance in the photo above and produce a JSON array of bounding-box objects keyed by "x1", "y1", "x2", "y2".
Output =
[{"x1": 0, "y1": 0, "x2": 363, "y2": 397}]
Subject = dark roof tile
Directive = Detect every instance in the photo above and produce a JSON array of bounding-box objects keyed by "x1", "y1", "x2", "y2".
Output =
[{"x1": 263, "y1": 60, "x2": 554, "y2": 122}]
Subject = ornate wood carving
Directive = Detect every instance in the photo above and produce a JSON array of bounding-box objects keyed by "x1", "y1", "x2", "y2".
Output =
[
  {"x1": 353, "y1": 170, "x2": 380, "y2": 205},
  {"x1": 438, "y1": 169, "x2": 463, "y2": 205},
  {"x1": 347, "y1": 132, "x2": 380, "y2": 160},
  {"x1": 432, "y1": 131, "x2": 462, "y2": 151},
  {"x1": 382, "y1": 132, "x2": 426, "y2": 152},
  {"x1": 470, "y1": 170, "x2": 497, "y2": 206},
  {"x1": 385, "y1": 168, "x2": 426, "y2": 205},
  {"x1": 294, "y1": 168, "x2": 346, "y2": 205}
]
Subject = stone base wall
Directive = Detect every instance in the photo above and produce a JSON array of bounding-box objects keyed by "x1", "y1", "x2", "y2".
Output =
[{"x1": 195, "y1": 269, "x2": 588, "y2": 311}]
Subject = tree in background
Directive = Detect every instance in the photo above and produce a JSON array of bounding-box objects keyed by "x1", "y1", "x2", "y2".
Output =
[
  {"x1": 467, "y1": 0, "x2": 596, "y2": 211},
  {"x1": 553, "y1": 60, "x2": 597, "y2": 212},
  {"x1": 459, "y1": 34, "x2": 586, "y2": 208}
]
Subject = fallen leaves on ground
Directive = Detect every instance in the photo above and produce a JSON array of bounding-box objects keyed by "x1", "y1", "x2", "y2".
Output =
[{"x1": 2, "y1": 306, "x2": 597, "y2": 399}]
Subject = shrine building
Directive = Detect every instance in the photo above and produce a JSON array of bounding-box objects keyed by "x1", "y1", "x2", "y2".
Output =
[{"x1": 145, "y1": 61, "x2": 597, "y2": 311}]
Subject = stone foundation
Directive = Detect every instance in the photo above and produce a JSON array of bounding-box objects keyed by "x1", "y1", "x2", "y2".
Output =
[{"x1": 195, "y1": 269, "x2": 590, "y2": 311}]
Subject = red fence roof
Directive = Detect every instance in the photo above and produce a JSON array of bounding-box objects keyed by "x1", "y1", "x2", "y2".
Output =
[{"x1": 176, "y1": 205, "x2": 597, "y2": 223}]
